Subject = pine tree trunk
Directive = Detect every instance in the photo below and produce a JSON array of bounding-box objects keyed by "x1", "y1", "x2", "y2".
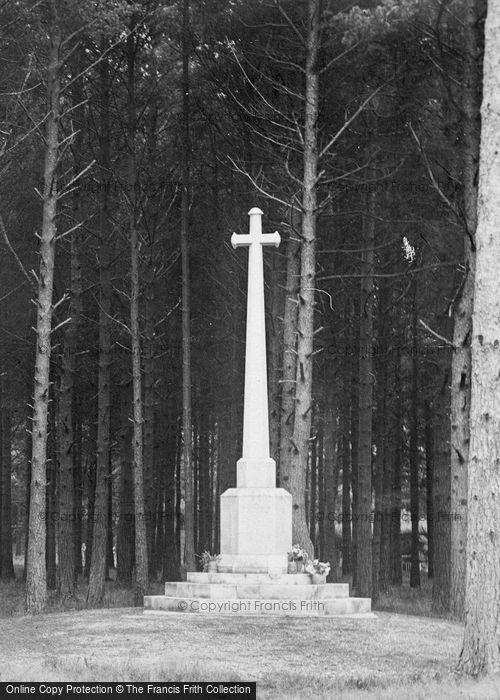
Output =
[
  {"x1": 181, "y1": 0, "x2": 195, "y2": 574},
  {"x1": 409, "y1": 294, "x2": 421, "y2": 588},
  {"x1": 56, "y1": 367, "x2": 75, "y2": 597},
  {"x1": 309, "y1": 428, "x2": 317, "y2": 551},
  {"x1": 450, "y1": 0, "x2": 480, "y2": 621},
  {"x1": 323, "y1": 397, "x2": 339, "y2": 582},
  {"x1": 87, "y1": 53, "x2": 112, "y2": 607},
  {"x1": 424, "y1": 400, "x2": 434, "y2": 579},
  {"x1": 350, "y1": 298, "x2": 360, "y2": 587},
  {"x1": 372, "y1": 349, "x2": 387, "y2": 601},
  {"x1": 356, "y1": 190, "x2": 375, "y2": 598},
  {"x1": 143, "y1": 282, "x2": 156, "y2": 576},
  {"x1": 1, "y1": 381, "x2": 14, "y2": 579},
  {"x1": 278, "y1": 229, "x2": 299, "y2": 489},
  {"x1": 46, "y1": 405, "x2": 57, "y2": 591},
  {"x1": 106, "y1": 454, "x2": 114, "y2": 576},
  {"x1": 432, "y1": 366, "x2": 451, "y2": 613},
  {"x1": 23, "y1": 428, "x2": 32, "y2": 582},
  {"x1": 73, "y1": 384, "x2": 83, "y2": 580},
  {"x1": 116, "y1": 374, "x2": 134, "y2": 585},
  {"x1": 163, "y1": 399, "x2": 181, "y2": 581},
  {"x1": 25, "y1": 5, "x2": 61, "y2": 613},
  {"x1": 341, "y1": 405, "x2": 351, "y2": 577},
  {"x1": 198, "y1": 411, "x2": 210, "y2": 552},
  {"x1": 84, "y1": 444, "x2": 96, "y2": 580},
  {"x1": 289, "y1": 0, "x2": 320, "y2": 554},
  {"x1": 268, "y1": 254, "x2": 284, "y2": 467},
  {"x1": 317, "y1": 426, "x2": 325, "y2": 560},
  {"x1": 390, "y1": 348, "x2": 402, "y2": 586},
  {"x1": 126, "y1": 30, "x2": 148, "y2": 603},
  {"x1": 459, "y1": 2, "x2": 500, "y2": 672},
  {"x1": 193, "y1": 423, "x2": 199, "y2": 554},
  {"x1": 56, "y1": 75, "x2": 84, "y2": 598}
]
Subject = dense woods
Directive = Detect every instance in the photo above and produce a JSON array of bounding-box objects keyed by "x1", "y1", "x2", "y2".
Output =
[{"x1": 1, "y1": 0, "x2": 498, "y2": 672}]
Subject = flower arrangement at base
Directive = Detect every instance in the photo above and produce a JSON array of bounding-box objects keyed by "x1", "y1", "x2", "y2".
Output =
[
  {"x1": 287, "y1": 544, "x2": 309, "y2": 573},
  {"x1": 305, "y1": 559, "x2": 331, "y2": 582},
  {"x1": 196, "y1": 551, "x2": 221, "y2": 572}
]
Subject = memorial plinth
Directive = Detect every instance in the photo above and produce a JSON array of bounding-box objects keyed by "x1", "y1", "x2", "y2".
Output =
[{"x1": 143, "y1": 208, "x2": 373, "y2": 617}]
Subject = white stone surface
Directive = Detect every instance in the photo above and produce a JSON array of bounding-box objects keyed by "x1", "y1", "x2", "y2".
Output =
[
  {"x1": 187, "y1": 572, "x2": 314, "y2": 585},
  {"x1": 219, "y1": 210, "x2": 292, "y2": 574},
  {"x1": 236, "y1": 457, "x2": 276, "y2": 488},
  {"x1": 144, "y1": 595, "x2": 374, "y2": 617},
  {"x1": 164, "y1": 582, "x2": 350, "y2": 599},
  {"x1": 219, "y1": 487, "x2": 292, "y2": 573},
  {"x1": 231, "y1": 209, "x2": 280, "y2": 469}
]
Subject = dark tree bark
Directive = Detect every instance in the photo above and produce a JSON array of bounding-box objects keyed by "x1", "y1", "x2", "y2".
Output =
[
  {"x1": 278, "y1": 226, "x2": 299, "y2": 488},
  {"x1": 126, "y1": 29, "x2": 148, "y2": 603},
  {"x1": 46, "y1": 404, "x2": 57, "y2": 591},
  {"x1": 0, "y1": 381, "x2": 14, "y2": 579},
  {"x1": 56, "y1": 71, "x2": 84, "y2": 599},
  {"x1": 390, "y1": 348, "x2": 403, "y2": 586},
  {"x1": 25, "y1": 3, "x2": 61, "y2": 612},
  {"x1": 432, "y1": 366, "x2": 451, "y2": 613},
  {"x1": 180, "y1": 0, "x2": 195, "y2": 574},
  {"x1": 350, "y1": 298, "x2": 360, "y2": 587},
  {"x1": 323, "y1": 396, "x2": 339, "y2": 582},
  {"x1": 87, "y1": 52, "x2": 112, "y2": 607},
  {"x1": 288, "y1": 0, "x2": 320, "y2": 554},
  {"x1": 356, "y1": 190, "x2": 375, "y2": 598},
  {"x1": 424, "y1": 400, "x2": 434, "y2": 579},
  {"x1": 162, "y1": 399, "x2": 181, "y2": 581},
  {"x1": 317, "y1": 426, "x2": 325, "y2": 561},
  {"x1": 309, "y1": 426, "x2": 317, "y2": 551},
  {"x1": 372, "y1": 342, "x2": 387, "y2": 601},
  {"x1": 409, "y1": 293, "x2": 421, "y2": 589},
  {"x1": 143, "y1": 281, "x2": 156, "y2": 576},
  {"x1": 116, "y1": 374, "x2": 134, "y2": 585},
  {"x1": 73, "y1": 400, "x2": 83, "y2": 579}
]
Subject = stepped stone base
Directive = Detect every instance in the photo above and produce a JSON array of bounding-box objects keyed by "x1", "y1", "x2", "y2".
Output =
[{"x1": 143, "y1": 573, "x2": 373, "y2": 617}]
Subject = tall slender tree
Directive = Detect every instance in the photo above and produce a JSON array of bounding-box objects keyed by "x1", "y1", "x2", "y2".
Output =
[
  {"x1": 25, "y1": 0, "x2": 62, "y2": 614},
  {"x1": 458, "y1": 0, "x2": 500, "y2": 675},
  {"x1": 181, "y1": 0, "x2": 196, "y2": 573},
  {"x1": 127, "y1": 26, "x2": 149, "y2": 603},
  {"x1": 450, "y1": 0, "x2": 481, "y2": 621},
  {"x1": 288, "y1": 0, "x2": 320, "y2": 552},
  {"x1": 87, "y1": 48, "x2": 113, "y2": 607},
  {"x1": 356, "y1": 187, "x2": 375, "y2": 598}
]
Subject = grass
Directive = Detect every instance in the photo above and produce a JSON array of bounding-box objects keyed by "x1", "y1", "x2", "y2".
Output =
[
  {"x1": 0, "y1": 606, "x2": 498, "y2": 699},
  {"x1": 373, "y1": 576, "x2": 437, "y2": 617},
  {"x1": 11, "y1": 656, "x2": 500, "y2": 699},
  {"x1": 2, "y1": 571, "x2": 499, "y2": 698}
]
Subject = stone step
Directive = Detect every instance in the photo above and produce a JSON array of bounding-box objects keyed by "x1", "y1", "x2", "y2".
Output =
[
  {"x1": 164, "y1": 582, "x2": 349, "y2": 600},
  {"x1": 186, "y1": 572, "x2": 316, "y2": 585},
  {"x1": 144, "y1": 595, "x2": 373, "y2": 617}
]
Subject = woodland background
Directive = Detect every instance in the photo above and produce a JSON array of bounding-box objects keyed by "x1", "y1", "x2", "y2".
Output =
[{"x1": 0, "y1": 0, "x2": 481, "y2": 620}]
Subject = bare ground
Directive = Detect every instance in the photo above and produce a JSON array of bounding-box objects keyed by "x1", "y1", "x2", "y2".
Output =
[{"x1": 2, "y1": 607, "x2": 494, "y2": 698}]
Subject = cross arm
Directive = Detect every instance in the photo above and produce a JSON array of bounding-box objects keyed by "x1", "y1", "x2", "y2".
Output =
[
  {"x1": 261, "y1": 231, "x2": 281, "y2": 247},
  {"x1": 231, "y1": 231, "x2": 281, "y2": 249}
]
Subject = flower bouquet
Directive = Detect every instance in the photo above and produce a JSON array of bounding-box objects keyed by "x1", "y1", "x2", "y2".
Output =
[
  {"x1": 197, "y1": 550, "x2": 221, "y2": 573},
  {"x1": 287, "y1": 544, "x2": 309, "y2": 573},
  {"x1": 305, "y1": 559, "x2": 330, "y2": 584}
]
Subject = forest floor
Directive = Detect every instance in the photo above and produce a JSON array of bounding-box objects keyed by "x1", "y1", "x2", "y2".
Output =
[{"x1": 1, "y1": 582, "x2": 500, "y2": 699}]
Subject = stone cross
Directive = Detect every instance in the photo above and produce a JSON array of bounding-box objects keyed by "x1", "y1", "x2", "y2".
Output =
[
  {"x1": 231, "y1": 208, "x2": 280, "y2": 471},
  {"x1": 219, "y1": 207, "x2": 291, "y2": 573}
]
